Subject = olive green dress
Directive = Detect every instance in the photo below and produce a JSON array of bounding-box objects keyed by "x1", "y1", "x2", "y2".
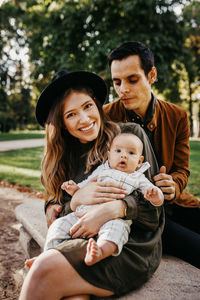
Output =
[{"x1": 53, "y1": 123, "x2": 165, "y2": 297}]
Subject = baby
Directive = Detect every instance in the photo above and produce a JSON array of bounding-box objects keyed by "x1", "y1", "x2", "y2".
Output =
[{"x1": 26, "y1": 133, "x2": 163, "y2": 268}]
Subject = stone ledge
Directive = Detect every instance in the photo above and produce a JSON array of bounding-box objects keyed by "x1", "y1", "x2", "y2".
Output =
[
  {"x1": 15, "y1": 201, "x2": 200, "y2": 299},
  {"x1": 15, "y1": 199, "x2": 47, "y2": 251}
]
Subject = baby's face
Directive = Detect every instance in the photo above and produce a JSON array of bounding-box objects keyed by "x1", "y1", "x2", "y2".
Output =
[{"x1": 108, "y1": 134, "x2": 144, "y2": 173}]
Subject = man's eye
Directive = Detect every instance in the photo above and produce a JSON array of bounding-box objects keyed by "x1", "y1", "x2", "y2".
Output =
[{"x1": 114, "y1": 81, "x2": 121, "y2": 86}]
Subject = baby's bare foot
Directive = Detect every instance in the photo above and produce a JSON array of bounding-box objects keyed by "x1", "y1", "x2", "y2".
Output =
[
  {"x1": 25, "y1": 257, "x2": 36, "y2": 269},
  {"x1": 84, "y1": 238, "x2": 103, "y2": 266}
]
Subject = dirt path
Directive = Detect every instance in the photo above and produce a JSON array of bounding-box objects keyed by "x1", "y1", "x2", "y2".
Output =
[{"x1": 0, "y1": 185, "x2": 44, "y2": 300}]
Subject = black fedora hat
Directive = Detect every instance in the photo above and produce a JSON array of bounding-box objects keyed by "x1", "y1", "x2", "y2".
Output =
[{"x1": 35, "y1": 70, "x2": 108, "y2": 127}]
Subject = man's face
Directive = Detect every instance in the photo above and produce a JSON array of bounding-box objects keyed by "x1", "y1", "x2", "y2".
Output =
[{"x1": 111, "y1": 55, "x2": 156, "y2": 118}]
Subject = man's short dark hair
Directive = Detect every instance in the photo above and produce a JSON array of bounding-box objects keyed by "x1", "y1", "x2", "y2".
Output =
[{"x1": 107, "y1": 41, "x2": 154, "y2": 77}]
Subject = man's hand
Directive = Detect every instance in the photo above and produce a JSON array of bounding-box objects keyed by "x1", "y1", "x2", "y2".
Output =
[
  {"x1": 46, "y1": 204, "x2": 63, "y2": 228},
  {"x1": 153, "y1": 166, "x2": 175, "y2": 201}
]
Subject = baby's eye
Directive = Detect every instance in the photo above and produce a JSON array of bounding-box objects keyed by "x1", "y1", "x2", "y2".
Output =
[
  {"x1": 129, "y1": 151, "x2": 134, "y2": 155},
  {"x1": 115, "y1": 149, "x2": 121, "y2": 153}
]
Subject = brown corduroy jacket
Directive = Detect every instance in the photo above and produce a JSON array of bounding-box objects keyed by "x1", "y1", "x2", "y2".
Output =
[{"x1": 103, "y1": 98, "x2": 200, "y2": 208}]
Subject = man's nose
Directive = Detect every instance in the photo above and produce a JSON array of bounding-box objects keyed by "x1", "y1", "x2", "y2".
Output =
[{"x1": 120, "y1": 82, "x2": 130, "y2": 95}]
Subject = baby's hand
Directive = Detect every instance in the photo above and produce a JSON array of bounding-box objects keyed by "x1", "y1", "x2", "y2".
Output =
[
  {"x1": 61, "y1": 180, "x2": 79, "y2": 196},
  {"x1": 143, "y1": 187, "x2": 164, "y2": 206}
]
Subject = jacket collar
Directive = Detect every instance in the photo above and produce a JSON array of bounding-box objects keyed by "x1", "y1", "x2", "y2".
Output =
[{"x1": 125, "y1": 93, "x2": 158, "y2": 131}]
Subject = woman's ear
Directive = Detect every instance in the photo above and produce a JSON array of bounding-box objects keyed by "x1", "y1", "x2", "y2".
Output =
[{"x1": 148, "y1": 67, "x2": 157, "y2": 84}]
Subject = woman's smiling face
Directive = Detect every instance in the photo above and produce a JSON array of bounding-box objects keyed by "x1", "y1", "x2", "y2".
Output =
[{"x1": 63, "y1": 90, "x2": 101, "y2": 143}]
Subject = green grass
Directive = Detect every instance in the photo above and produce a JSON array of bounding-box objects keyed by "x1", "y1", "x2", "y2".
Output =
[
  {"x1": 0, "y1": 147, "x2": 44, "y2": 191},
  {"x1": 185, "y1": 141, "x2": 200, "y2": 199},
  {"x1": 0, "y1": 130, "x2": 45, "y2": 141},
  {"x1": 0, "y1": 141, "x2": 199, "y2": 198}
]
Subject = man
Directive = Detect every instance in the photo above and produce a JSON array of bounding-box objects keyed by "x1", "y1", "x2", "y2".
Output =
[{"x1": 103, "y1": 41, "x2": 200, "y2": 268}]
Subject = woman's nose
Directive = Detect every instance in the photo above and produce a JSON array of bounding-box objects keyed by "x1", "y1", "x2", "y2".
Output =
[{"x1": 79, "y1": 112, "x2": 90, "y2": 123}]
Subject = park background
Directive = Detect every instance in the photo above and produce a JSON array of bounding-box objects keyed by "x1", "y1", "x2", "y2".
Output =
[{"x1": 0, "y1": 0, "x2": 199, "y2": 200}]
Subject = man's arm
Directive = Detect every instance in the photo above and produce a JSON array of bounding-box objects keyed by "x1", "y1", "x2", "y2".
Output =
[{"x1": 154, "y1": 109, "x2": 190, "y2": 202}]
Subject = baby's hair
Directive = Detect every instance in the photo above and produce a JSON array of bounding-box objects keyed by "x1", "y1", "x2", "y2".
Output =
[{"x1": 110, "y1": 132, "x2": 144, "y2": 155}]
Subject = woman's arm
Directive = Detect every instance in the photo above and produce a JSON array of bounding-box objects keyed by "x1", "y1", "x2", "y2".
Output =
[
  {"x1": 70, "y1": 188, "x2": 162, "y2": 238},
  {"x1": 70, "y1": 180, "x2": 128, "y2": 211},
  {"x1": 70, "y1": 199, "x2": 127, "y2": 238}
]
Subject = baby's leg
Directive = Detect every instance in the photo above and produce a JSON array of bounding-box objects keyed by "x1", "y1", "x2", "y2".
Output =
[
  {"x1": 44, "y1": 212, "x2": 79, "y2": 251},
  {"x1": 84, "y1": 238, "x2": 117, "y2": 266},
  {"x1": 25, "y1": 213, "x2": 79, "y2": 269}
]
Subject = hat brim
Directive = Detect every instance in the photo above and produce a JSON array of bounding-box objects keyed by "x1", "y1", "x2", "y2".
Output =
[{"x1": 35, "y1": 71, "x2": 108, "y2": 127}]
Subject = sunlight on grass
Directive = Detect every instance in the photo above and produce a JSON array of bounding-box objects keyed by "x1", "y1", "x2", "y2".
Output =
[
  {"x1": 0, "y1": 164, "x2": 41, "y2": 177},
  {"x1": 0, "y1": 147, "x2": 44, "y2": 191},
  {"x1": 0, "y1": 140, "x2": 199, "y2": 196},
  {"x1": 0, "y1": 130, "x2": 45, "y2": 141}
]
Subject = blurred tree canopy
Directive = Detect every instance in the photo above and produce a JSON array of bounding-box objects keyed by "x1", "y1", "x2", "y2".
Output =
[{"x1": 0, "y1": 0, "x2": 199, "y2": 133}]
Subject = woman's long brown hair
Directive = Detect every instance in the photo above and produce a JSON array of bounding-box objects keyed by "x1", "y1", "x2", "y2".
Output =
[{"x1": 41, "y1": 86, "x2": 120, "y2": 203}]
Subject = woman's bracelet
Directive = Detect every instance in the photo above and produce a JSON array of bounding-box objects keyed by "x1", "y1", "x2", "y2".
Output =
[{"x1": 123, "y1": 202, "x2": 127, "y2": 218}]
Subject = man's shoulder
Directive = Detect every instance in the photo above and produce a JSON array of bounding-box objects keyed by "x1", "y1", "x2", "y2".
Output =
[
  {"x1": 103, "y1": 98, "x2": 121, "y2": 110},
  {"x1": 103, "y1": 99, "x2": 127, "y2": 122},
  {"x1": 156, "y1": 98, "x2": 187, "y2": 117}
]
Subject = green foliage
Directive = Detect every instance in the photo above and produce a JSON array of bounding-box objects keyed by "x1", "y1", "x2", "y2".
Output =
[
  {"x1": 2, "y1": 0, "x2": 186, "y2": 91},
  {"x1": 0, "y1": 0, "x2": 199, "y2": 128}
]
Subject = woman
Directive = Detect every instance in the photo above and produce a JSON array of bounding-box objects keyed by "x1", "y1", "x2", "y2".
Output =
[{"x1": 19, "y1": 70, "x2": 164, "y2": 300}]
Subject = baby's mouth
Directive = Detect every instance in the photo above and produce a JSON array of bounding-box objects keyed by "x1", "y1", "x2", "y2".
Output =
[{"x1": 119, "y1": 161, "x2": 126, "y2": 167}]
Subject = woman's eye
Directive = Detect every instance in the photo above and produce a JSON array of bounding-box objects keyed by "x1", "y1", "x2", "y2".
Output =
[
  {"x1": 85, "y1": 103, "x2": 93, "y2": 109},
  {"x1": 66, "y1": 113, "x2": 75, "y2": 119}
]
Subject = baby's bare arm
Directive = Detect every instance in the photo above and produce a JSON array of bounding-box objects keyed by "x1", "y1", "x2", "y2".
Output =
[{"x1": 143, "y1": 187, "x2": 164, "y2": 206}]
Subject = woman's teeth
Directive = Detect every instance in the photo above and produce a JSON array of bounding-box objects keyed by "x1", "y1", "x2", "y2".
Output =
[{"x1": 80, "y1": 123, "x2": 94, "y2": 131}]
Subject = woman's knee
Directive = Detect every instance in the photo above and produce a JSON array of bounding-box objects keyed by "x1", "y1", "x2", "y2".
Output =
[{"x1": 30, "y1": 249, "x2": 64, "y2": 282}]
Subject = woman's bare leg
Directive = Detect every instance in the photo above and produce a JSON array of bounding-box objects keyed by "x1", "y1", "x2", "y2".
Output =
[{"x1": 19, "y1": 249, "x2": 114, "y2": 300}]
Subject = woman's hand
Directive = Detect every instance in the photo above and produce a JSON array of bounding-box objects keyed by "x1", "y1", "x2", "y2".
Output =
[
  {"x1": 70, "y1": 200, "x2": 127, "y2": 239},
  {"x1": 70, "y1": 179, "x2": 128, "y2": 211},
  {"x1": 46, "y1": 204, "x2": 63, "y2": 228}
]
